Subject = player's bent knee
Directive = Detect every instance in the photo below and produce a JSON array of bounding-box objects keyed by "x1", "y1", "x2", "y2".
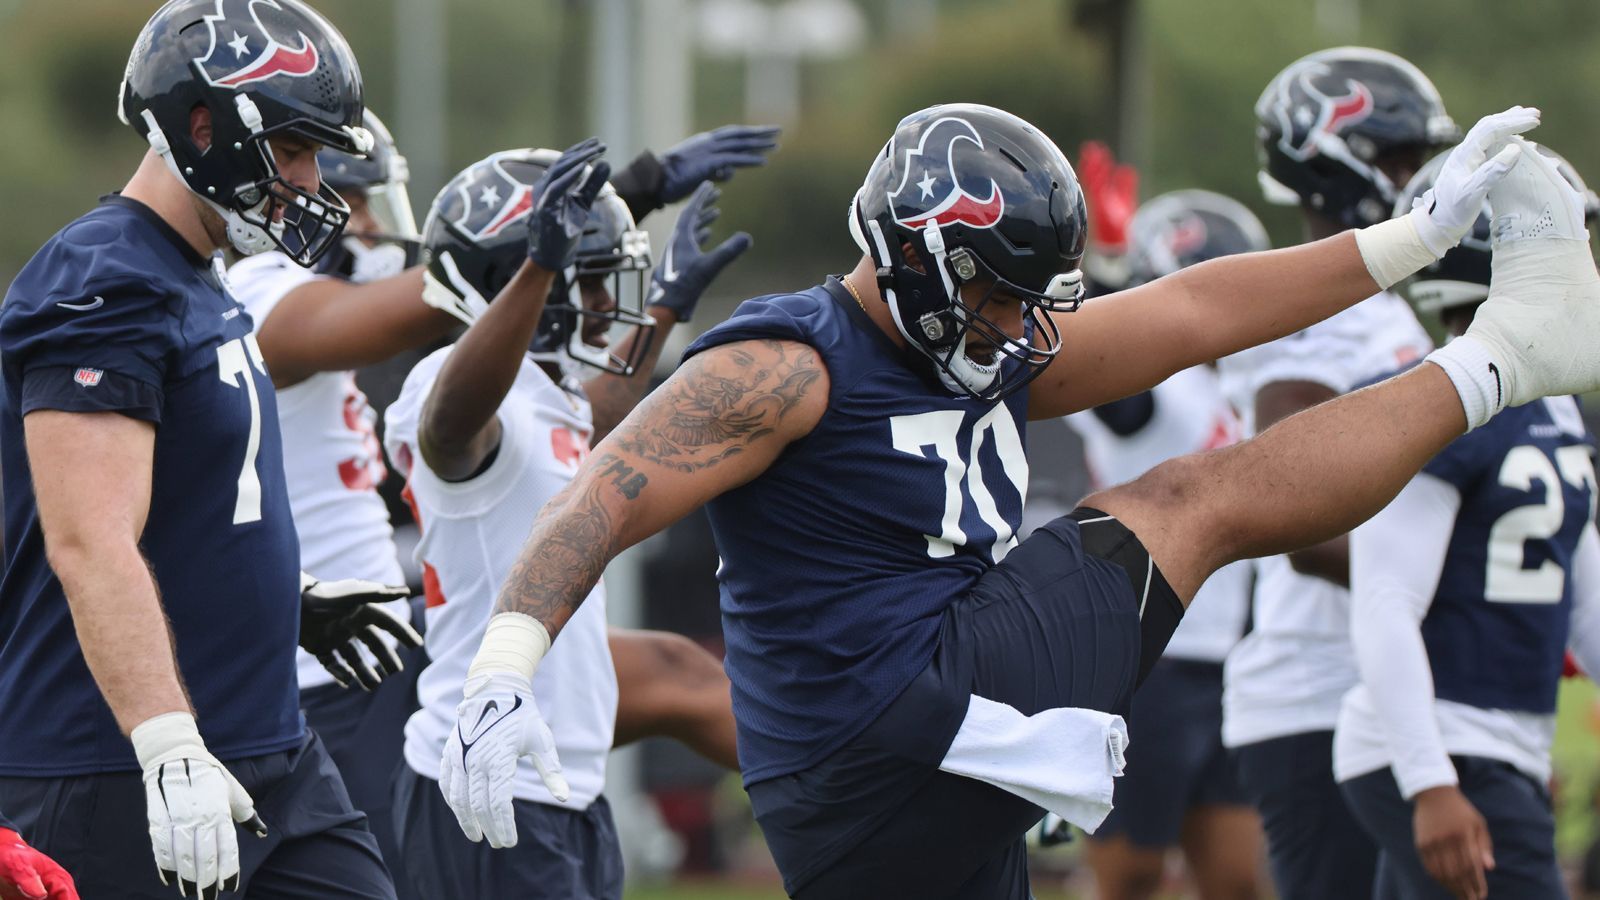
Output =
[{"x1": 1087, "y1": 454, "x2": 1236, "y2": 602}]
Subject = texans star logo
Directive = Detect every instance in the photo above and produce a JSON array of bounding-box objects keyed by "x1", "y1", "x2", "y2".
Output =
[
  {"x1": 194, "y1": 0, "x2": 320, "y2": 89},
  {"x1": 1275, "y1": 65, "x2": 1374, "y2": 162},
  {"x1": 888, "y1": 117, "x2": 1005, "y2": 230},
  {"x1": 449, "y1": 153, "x2": 539, "y2": 241}
]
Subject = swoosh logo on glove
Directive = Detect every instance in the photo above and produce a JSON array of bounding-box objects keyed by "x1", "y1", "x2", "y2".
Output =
[
  {"x1": 661, "y1": 241, "x2": 680, "y2": 283},
  {"x1": 459, "y1": 695, "x2": 524, "y2": 757}
]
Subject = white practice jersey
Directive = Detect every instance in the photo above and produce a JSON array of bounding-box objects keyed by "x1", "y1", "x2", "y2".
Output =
[
  {"x1": 1216, "y1": 291, "x2": 1433, "y2": 747},
  {"x1": 384, "y1": 347, "x2": 617, "y2": 809},
  {"x1": 1067, "y1": 365, "x2": 1251, "y2": 662},
  {"x1": 227, "y1": 252, "x2": 408, "y2": 692}
]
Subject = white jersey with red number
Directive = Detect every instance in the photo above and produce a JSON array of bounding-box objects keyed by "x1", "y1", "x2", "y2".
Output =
[
  {"x1": 384, "y1": 347, "x2": 616, "y2": 809},
  {"x1": 1067, "y1": 364, "x2": 1251, "y2": 662},
  {"x1": 1215, "y1": 291, "x2": 1433, "y2": 747},
  {"x1": 227, "y1": 252, "x2": 409, "y2": 692}
]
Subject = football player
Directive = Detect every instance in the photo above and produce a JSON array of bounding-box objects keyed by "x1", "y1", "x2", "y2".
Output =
[
  {"x1": 223, "y1": 110, "x2": 774, "y2": 886},
  {"x1": 1335, "y1": 149, "x2": 1600, "y2": 900},
  {"x1": 0, "y1": 811, "x2": 76, "y2": 900},
  {"x1": 382, "y1": 143, "x2": 748, "y2": 897},
  {"x1": 442, "y1": 99, "x2": 1592, "y2": 898},
  {"x1": 1217, "y1": 47, "x2": 1449, "y2": 899},
  {"x1": 1072, "y1": 189, "x2": 1267, "y2": 900},
  {"x1": 0, "y1": 2, "x2": 418, "y2": 898}
]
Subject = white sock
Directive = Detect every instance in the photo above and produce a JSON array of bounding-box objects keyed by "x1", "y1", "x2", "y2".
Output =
[{"x1": 1425, "y1": 336, "x2": 1507, "y2": 431}]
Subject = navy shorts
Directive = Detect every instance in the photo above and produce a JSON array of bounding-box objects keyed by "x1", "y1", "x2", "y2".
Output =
[
  {"x1": 391, "y1": 766, "x2": 622, "y2": 900},
  {"x1": 1234, "y1": 730, "x2": 1377, "y2": 900},
  {"x1": 748, "y1": 509, "x2": 1185, "y2": 899},
  {"x1": 0, "y1": 731, "x2": 393, "y2": 900},
  {"x1": 301, "y1": 596, "x2": 425, "y2": 894},
  {"x1": 1091, "y1": 657, "x2": 1248, "y2": 848},
  {"x1": 1341, "y1": 757, "x2": 1564, "y2": 899}
]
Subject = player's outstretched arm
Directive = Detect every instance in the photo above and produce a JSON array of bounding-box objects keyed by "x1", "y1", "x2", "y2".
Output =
[
  {"x1": 418, "y1": 260, "x2": 557, "y2": 480},
  {"x1": 439, "y1": 338, "x2": 825, "y2": 846},
  {"x1": 252, "y1": 267, "x2": 458, "y2": 389},
  {"x1": 584, "y1": 183, "x2": 752, "y2": 443},
  {"x1": 1029, "y1": 107, "x2": 1538, "y2": 421},
  {"x1": 419, "y1": 139, "x2": 607, "y2": 481}
]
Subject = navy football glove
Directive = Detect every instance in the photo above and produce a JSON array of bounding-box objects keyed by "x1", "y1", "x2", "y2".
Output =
[
  {"x1": 526, "y1": 138, "x2": 612, "y2": 273},
  {"x1": 646, "y1": 183, "x2": 752, "y2": 323},
  {"x1": 299, "y1": 574, "x2": 421, "y2": 691},
  {"x1": 657, "y1": 125, "x2": 781, "y2": 204}
]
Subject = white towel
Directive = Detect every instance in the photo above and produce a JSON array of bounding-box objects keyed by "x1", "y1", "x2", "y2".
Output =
[{"x1": 937, "y1": 694, "x2": 1128, "y2": 833}]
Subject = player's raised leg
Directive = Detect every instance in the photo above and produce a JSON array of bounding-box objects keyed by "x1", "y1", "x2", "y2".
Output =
[{"x1": 1091, "y1": 136, "x2": 1600, "y2": 605}]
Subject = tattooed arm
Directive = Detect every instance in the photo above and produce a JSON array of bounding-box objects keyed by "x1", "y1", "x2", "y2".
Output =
[
  {"x1": 495, "y1": 338, "x2": 829, "y2": 636},
  {"x1": 580, "y1": 307, "x2": 678, "y2": 445}
]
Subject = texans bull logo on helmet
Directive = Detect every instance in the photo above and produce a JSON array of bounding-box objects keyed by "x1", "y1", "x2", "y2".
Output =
[
  {"x1": 194, "y1": 0, "x2": 321, "y2": 89},
  {"x1": 888, "y1": 117, "x2": 1006, "y2": 231},
  {"x1": 1269, "y1": 63, "x2": 1374, "y2": 163},
  {"x1": 444, "y1": 153, "x2": 543, "y2": 242}
]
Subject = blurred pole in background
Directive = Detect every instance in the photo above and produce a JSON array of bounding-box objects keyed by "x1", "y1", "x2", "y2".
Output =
[
  {"x1": 637, "y1": 0, "x2": 693, "y2": 158},
  {"x1": 1111, "y1": 0, "x2": 1147, "y2": 169},
  {"x1": 395, "y1": 0, "x2": 447, "y2": 202},
  {"x1": 1071, "y1": 0, "x2": 1147, "y2": 169},
  {"x1": 592, "y1": 0, "x2": 635, "y2": 159},
  {"x1": 604, "y1": 1, "x2": 690, "y2": 885}
]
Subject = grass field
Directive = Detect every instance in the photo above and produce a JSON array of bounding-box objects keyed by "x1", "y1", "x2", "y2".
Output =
[{"x1": 620, "y1": 679, "x2": 1600, "y2": 900}]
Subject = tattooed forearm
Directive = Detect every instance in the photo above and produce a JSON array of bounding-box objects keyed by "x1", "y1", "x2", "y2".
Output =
[
  {"x1": 494, "y1": 451, "x2": 642, "y2": 633},
  {"x1": 614, "y1": 340, "x2": 824, "y2": 473}
]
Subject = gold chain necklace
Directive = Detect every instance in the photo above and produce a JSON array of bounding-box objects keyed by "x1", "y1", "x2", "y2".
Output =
[{"x1": 841, "y1": 274, "x2": 869, "y2": 315}]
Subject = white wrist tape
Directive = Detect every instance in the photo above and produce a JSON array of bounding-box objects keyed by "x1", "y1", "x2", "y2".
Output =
[
  {"x1": 466, "y1": 612, "x2": 552, "y2": 685},
  {"x1": 1425, "y1": 336, "x2": 1504, "y2": 432},
  {"x1": 1354, "y1": 210, "x2": 1442, "y2": 290},
  {"x1": 131, "y1": 711, "x2": 204, "y2": 769}
]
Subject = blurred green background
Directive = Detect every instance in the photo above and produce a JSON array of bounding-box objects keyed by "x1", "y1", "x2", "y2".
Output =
[{"x1": 4, "y1": 0, "x2": 1600, "y2": 321}]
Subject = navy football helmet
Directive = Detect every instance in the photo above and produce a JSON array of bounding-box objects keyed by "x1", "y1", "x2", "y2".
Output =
[
  {"x1": 849, "y1": 103, "x2": 1086, "y2": 401},
  {"x1": 420, "y1": 149, "x2": 655, "y2": 375},
  {"x1": 118, "y1": 0, "x2": 372, "y2": 267},
  {"x1": 315, "y1": 109, "x2": 421, "y2": 283},
  {"x1": 1125, "y1": 190, "x2": 1271, "y2": 286},
  {"x1": 1256, "y1": 47, "x2": 1458, "y2": 228},
  {"x1": 1396, "y1": 146, "x2": 1599, "y2": 313}
]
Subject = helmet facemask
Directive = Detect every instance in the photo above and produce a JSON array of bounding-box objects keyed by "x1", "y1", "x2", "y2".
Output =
[
  {"x1": 534, "y1": 225, "x2": 656, "y2": 377},
  {"x1": 855, "y1": 195, "x2": 1079, "y2": 401},
  {"x1": 137, "y1": 94, "x2": 370, "y2": 266}
]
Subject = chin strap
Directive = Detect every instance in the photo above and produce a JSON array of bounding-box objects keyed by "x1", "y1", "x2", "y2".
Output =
[
  {"x1": 139, "y1": 107, "x2": 279, "y2": 257},
  {"x1": 421, "y1": 251, "x2": 491, "y2": 324}
]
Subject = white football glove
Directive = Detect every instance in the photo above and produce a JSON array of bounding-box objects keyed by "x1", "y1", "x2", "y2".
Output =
[
  {"x1": 440, "y1": 672, "x2": 569, "y2": 849},
  {"x1": 1412, "y1": 106, "x2": 1541, "y2": 255},
  {"x1": 1430, "y1": 137, "x2": 1599, "y2": 426},
  {"x1": 132, "y1": 713, "x2": 267, "y2": 899}
]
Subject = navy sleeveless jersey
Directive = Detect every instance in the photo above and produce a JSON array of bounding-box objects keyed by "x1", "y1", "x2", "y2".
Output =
[
  {"x1": 0, "y1": 196, "x2": 303, "y2": 774},
  {"x1": 1421, "y1": 395, "x2": 1594, "y2": 715},
  {"x1": 684, "y1": 279, "x2": 1032, "y2": 784}
]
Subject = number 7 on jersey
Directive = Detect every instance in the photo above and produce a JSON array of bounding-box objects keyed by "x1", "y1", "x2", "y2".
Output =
[{"x1": 216, "y1": 334, "x2": 268, "y2": 525}]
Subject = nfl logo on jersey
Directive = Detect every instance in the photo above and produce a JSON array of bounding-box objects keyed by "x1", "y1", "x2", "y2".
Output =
[{"x1": 72, "y1": 368, "x2": 103, "y2": 388}]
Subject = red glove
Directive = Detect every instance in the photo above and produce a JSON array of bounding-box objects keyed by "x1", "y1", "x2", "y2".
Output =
[
  {"x1": 0, "y1": 830, "x2": 77, "y2": 900},
  {"x1": 1563, "y1": 651, "x2": 1584, "y2": 679},
  {"x1": 1077, "y1": 140, "x2": 1139, "y2": 255}
]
